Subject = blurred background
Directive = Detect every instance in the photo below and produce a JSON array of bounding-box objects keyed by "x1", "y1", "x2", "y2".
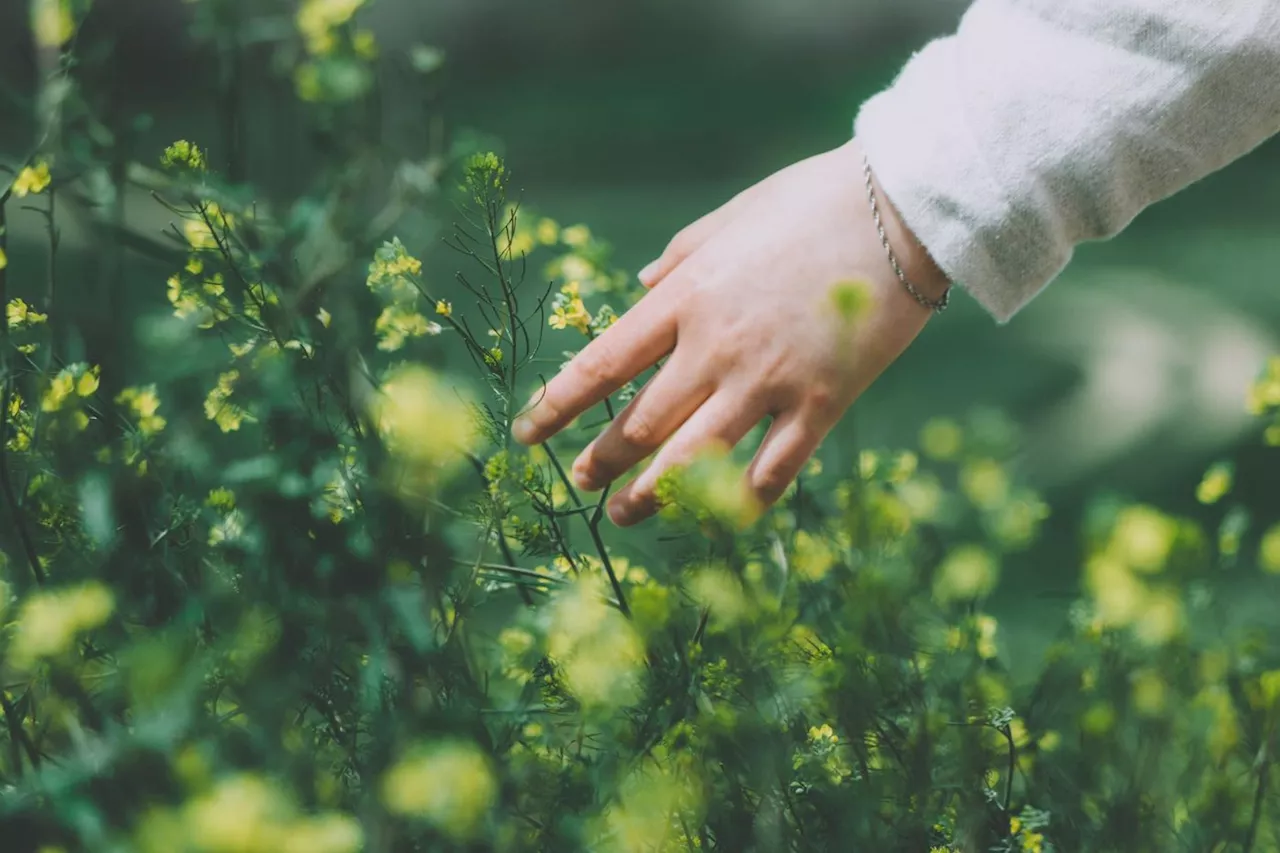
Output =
[{"x1": 3, "y1": 0, "x2": 1280, "y2": 665}]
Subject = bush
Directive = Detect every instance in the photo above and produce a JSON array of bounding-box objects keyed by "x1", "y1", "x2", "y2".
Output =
[{"x1": 1, "y1": 2, "x2": 1278, "y2": 851}]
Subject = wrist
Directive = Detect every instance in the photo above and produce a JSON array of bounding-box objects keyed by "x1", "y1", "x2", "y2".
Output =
[{"x1": 847, "y1": 140, "x2": 952, "y2": 307}]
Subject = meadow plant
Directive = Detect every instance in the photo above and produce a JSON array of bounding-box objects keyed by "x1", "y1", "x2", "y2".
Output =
[{"x1": 1, "y1": 2, "x2": 1278, "y2": 851}]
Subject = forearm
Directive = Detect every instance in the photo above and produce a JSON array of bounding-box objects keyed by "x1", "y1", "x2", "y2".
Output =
[{"x1": 856, "y1": 0, "x2": 1280, "y2": 321}]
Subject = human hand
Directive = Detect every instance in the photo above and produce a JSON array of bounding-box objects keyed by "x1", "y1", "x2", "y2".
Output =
[{"x1": 512, "y1": 139, "x2": 949, "y2": 526}]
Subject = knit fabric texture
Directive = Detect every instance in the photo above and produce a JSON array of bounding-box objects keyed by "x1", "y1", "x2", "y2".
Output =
[{"x1": 856, "y1": 0, "x2": 1280, "y2": 321}]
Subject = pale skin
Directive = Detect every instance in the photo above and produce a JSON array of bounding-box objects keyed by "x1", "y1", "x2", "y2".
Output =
[{"x1": 511, "y1": 139, "x2": 950, "y2": 526}]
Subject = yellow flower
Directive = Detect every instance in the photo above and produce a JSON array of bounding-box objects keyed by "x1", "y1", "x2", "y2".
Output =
[
  {"x1": 1109, "y1": 505, "x2": 1176, "y2": 573},
  {"x1": 1133, "y1": 588, "x2": 1182, "y2": 646},
  {"x1": 434, "y1": 299, "x2": 452, "y2": 317},
  {"x1": 1085, "y1": 554, "x2": 1143, "y2": 627},
  {"x1": 373, "y1": 366, "x2": 473, "y2": 468},
  {"x1": 374, "y1": 305, "x2": 441, "y2": 352},
  {"x1": 381, "y1": 741, "x2": 495, "y2": 839},
  {"x1": 688, "y1": 566, "x2": 749, "y2": 630},
  {"x1": 76, "y1": 366, "x2": 100, "y2": 397},
  {"x1": 960, "y1": 458, "x2": 1010, "y2": 509},
  {"x1": 9, "y1": 581, "x2": 115, "y2": 669},
  {"x1": 204, "y1": 370, "x2": 255, "y2": 433},
  {"x1": 549, "y1": 577, "x2": 646, "y2": 707},
  {"x1": 182, "y1": 774, "x2": 291, "y2": 852},
  {"x1": 7, "y1": 298, "x2": 49, "y2": 329},
  {"x1": 920, "y1": 418, "x2": 963, "y2": 461},
  {"x1": 549, "y1": 296, "x2": 592, "y2": 334},
  {"x1": 561, "y1": 224, "x2": 591, "y2": 247},
  {"x1": 42, "y1": 367, "x2": 76, "y2": 412},
  {"x1": 807, "y1": 723, "x2": 837, "y2": 744},
  {"x1": 1196, "y1": 461, "x2": 1233, "y2": 505},
  {"x1": 933, "y1": 545, "x2": 999, "y2": 604},
  {"x1": 297, "y1": 0, "x2": 366, "y2": 55},
  {"x1": 1131, "y1": 669, "x2": 1167, "y2": 716},
  {"x1": 12, "y1": 161, "x2": 52, "y2": 198},
  {"x1": 829, "y1": 280, "x2": 872, "y2": 323},
  {"x1": 352, "y1": 28, "x2": 378, "y2": 60},
  {"x1": 1259, "y1": 523, "x2": 1280, "y2": 574},
  {"x1": 536, "y1": 218, "x2": 560, "y2": 245},
  {"x1": 31, "y1": 0, "x2": 73, "y2": 48},
  {"x1": 160, "y1": 140, "x2": 206, "y2": 171},
  {"x1": 975, "y1": 614, "x2": 999, "y2": 659},
  {"x1": 792, "y1": 529, "x2": 836, "y2": 582},
  {"x1": 117, "y1": 386, "x2": 167, "y2": 436}
]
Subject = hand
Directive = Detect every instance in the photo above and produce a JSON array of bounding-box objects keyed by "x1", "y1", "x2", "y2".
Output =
[{"x1": 512, "y1": 140, "x2": 949, "y2": 526}]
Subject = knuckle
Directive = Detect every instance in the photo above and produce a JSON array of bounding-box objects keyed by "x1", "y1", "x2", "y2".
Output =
[
  {"x1": 666, "y1": 228, "x2": 698, "y2": 260},
  {"x1": 803, "y1": 382, "x2": 839, "y2": 416},
  {"x1": 619, "y1": 410, "x2": 660, "y2": 448},
  {"x1": 574, "y1": 345, "x2": 621, "y2": 390}
]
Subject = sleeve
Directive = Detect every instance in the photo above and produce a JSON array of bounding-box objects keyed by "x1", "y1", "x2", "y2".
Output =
[{"x1": 854, "y1": 0, "x2": 1280, "y2": 322}]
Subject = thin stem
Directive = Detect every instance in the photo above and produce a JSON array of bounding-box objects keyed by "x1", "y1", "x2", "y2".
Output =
[
  {"x1": 1244, "y1": 725, "x2": 1274, "y2": 853},
  {"x1": 542, "y1": 444, "x2": 630, "y2": 617}
]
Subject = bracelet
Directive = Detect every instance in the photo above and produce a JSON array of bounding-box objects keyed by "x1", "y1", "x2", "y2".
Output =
[{"x1": 862, "y1": 153, "x2": 950, "y2": 314}]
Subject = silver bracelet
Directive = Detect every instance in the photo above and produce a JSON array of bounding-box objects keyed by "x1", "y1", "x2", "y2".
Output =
[{"x1": 862, "y1": 153, "x2": 950, "y2": 314}]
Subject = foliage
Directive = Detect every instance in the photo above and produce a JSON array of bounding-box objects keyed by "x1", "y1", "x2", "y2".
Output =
[{"x1": 1, "y1": 2, "x2": 1279, "y2": 852}]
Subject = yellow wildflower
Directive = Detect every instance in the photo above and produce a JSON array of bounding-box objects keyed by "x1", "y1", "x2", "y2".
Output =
[
  {"x1": 372, "y1": 365, "x2": 472, "y2": 469},
  {"x1": 7, "y1": 298, "x2": 48, "y2": 329},
  {"x1": 536, "y1": 218, "x2": 559, "y2": 245},
  {"x1": 549, "y1": 577, "x2": 646, "y2": 707},
  {"x1": 1109, "y1": 505, "x2": 1176, "y2": 573},
  {"x1": 9, "y1": 581, "x2": 115, "y2": 668},
  {"x1": 374, "y1": 305, "x2": 441, "y2": 352},
  {"x1": 204, "y1": 370, "x2": 255, "y2": 433},
  {"x1": 381, "y1": 741, "x2": 495, "y2": 839},
  {"x1": 920, "y1": 417, "x2": 963, "y2": 461},
  {"x1": 791, "y1": 529, "x2": 836, "y2": 582},
  {"x1": 352, "y1": 28, "x2": 378, "y2": 60},
  {"x1": 975, "y1": 614, "x2": 999, "y2": 659},
  {"x1": 117, "y1": 386, "x2": 167, "y2": 436},
  {"x1": 12, "y1": 162, "x2": 52, "y2": 198},
  {"x1": 1196, "y1": 461, "x2": 1233, "y2": 505},
  {"x1": 297, "y1": 0, "x2": 366, "y2": 55},
  {"x1": 41, "y1": 367, "x2": 77, "y2": 412},
  {"x1": 435, "y1": 299, "x2": 452, "y2": 317},
  {"x1": 160, "y1": 140, "x2": 206, "y2": 171},
  {"x1": 76, "y1": 365, "x2": 100, "y2": 397},
  {"x1": 31, "y1": 0, "x2": 73, "y2": 48},
  {"x1": 561, "y1": 224, "x2": 591, "y2": 247},
  {"x1": 933, "y1": 545, "x2": 998, "y2": 604},
  {"x1": 1259, "y1": 523, "x2": 1280, "y2": 574},
  {"x1": 960, "y1": 458, "x2": 1010, "y2": 509}
]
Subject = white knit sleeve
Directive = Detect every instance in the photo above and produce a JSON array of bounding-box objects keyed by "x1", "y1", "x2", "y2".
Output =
[{"x1": 855, "y1": 0, "x2": 1280, "y2": 322}]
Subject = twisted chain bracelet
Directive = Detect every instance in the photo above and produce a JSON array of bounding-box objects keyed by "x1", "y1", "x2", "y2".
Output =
[{"x1": 862, "y1": 153, "x2": 951, "y2": 314}]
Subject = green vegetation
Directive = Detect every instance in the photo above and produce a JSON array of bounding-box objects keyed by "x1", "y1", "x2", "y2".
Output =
[{"x1": 1, "y1": 2, "x2": 1278, "y2": 851}]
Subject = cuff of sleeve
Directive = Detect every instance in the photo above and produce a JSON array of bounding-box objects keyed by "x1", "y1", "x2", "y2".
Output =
[{"x1": 854, "y1": 38, "x2": 1069, "y2": 323}]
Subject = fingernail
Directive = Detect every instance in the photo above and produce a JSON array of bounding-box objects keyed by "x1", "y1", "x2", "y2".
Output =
[
  {"x1": 572, "y1": 466, "x2": 599, "y2": 492},
  {"x1": 607, "y1": 499, "x2": 635, "y2": 527},
  {"x1": 637, "y1": 260, "x2": 660, "y2": 286},
  {"x1": 512, "y1": 416, "x2": 537, "y2": 445}
]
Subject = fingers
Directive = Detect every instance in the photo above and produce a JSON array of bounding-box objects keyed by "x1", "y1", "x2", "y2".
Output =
[
  {"x1": 512, "y1": 289, "x2": 678, "y2": 446},
  {"x1": 571, "y1": 351, "x2": 713, "y2": 492},
  {"x1": 637, "y1": 183, "x2": 762, "y2": 288},
  {"x1": 605, "y1": 391, "x2": 765, "y2": 527},
  {"x1": 745, "y1": 409, "x2": 831, "y2": 508}
]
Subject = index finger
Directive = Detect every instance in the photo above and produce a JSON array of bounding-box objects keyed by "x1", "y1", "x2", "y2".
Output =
[{"x1": 512, "y1": 288, "x2": 679, "y2": 446}]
